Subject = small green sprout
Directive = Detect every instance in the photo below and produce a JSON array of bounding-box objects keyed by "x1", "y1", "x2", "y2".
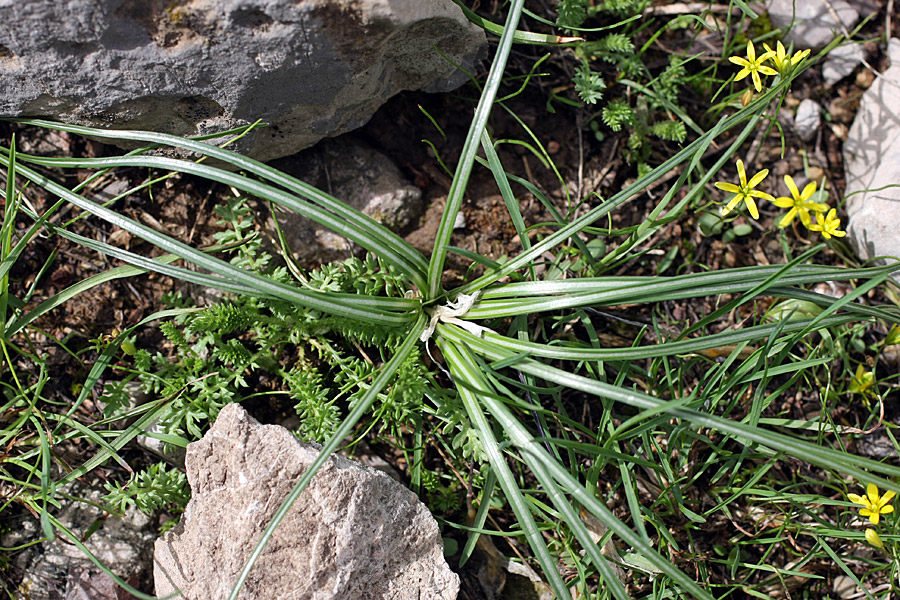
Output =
[
  {"x1": 715, "y1": 159, "x2": 774, "y2": 219},
  {"x1": 772, "y1": 175, "x2": 828, "y2": 228},
  {"x1": 729, "y1": 41, "x2": 777, "y2": 92},
  {"x1": 808, "y1": 208, "x2": 846, "y2": 239},
  {"x1": 849, "y1": 483, "x2": 895, "y2": 525}
]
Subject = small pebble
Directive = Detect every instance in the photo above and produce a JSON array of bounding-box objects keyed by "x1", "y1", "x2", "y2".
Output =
[
  {"x1": 793, "y1": 99, "x2": 821, "y2": 142},
  {"x1": 453, "y1": 212, "x2": 466, "y2": 229},
  {"x1": 856, "y1": 68, "x2": 875, "y2": 89}
]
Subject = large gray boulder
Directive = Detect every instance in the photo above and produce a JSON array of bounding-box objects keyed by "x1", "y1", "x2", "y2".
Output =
[
  {"x1": 154, "y1": 403, "x2": 458, "y2": 599},
  {"x1": 844, "y1": 38, "x2": 900, "y2": 280},
  {"x1": 0, "y1": 0, "x2": 485, "y2": 162}
]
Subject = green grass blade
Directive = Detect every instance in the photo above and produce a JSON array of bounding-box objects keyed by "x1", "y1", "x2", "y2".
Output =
[
  {"x1": 438, "y1": 338, "x2": 571, "y2": 598},
  {"x1": 3, "y1": 119, "x2": 429, "y2": 287},
  {"x1": 440, "y1": 324, "x2": 900, "y2": 489},
  {"x1": 8, "y1": 159, "x2": 415, "y2": 326},
  {"x1": 10, "y1": 150, "x2": 427, "y2": 290},
  {"x1": 427, "y1": 0, "x2": 526, "y2": 298},
  {"x1": 446, "y1": 339, "x2": 713, "y2": 599}
]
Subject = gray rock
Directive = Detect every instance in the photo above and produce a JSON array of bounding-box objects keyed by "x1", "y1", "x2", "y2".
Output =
[
  {"x1": 793, "y1": 98, "x2": 822, "y2": 141},
  {"x1": 0, "y1": 0, "x2": 485, "y2": 162},
  {"x1": 154, "y1": 403, "x2": 458, "y2": 600},
  {"x1": 766, "y1": 0, "x2": 859, "y2": 50},
  {"x1": 823, "y1": 43, "x2": 865, "y2": 85},
  {"x1": 844, "y1": 38, "x2": 900, "y2": 280},
  {"x1": 267, "y1": 136, "x2": 423, "y2": 264},
  {"x1": 0, "y1": 483, "x2": 155, "y2": 600}
]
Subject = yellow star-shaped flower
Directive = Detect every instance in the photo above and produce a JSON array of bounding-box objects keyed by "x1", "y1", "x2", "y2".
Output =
[
  {"x1": 849, "y1": 364, "x2": 875, "y2": 397},
  {"x1": 849, "y1": 483, "x2": 895, "y2": 525},
  {"x1": 808, "y1": 208, "x2": 846, "y2": 239},
  {"x1": 772, "y1": 175, "x2": 828, "y2": 228},
  {"x1": 729, "y1": 41, "x2": 777, "y2": 92},
  {"x1": 762, "y1": 41, "x2": 811, "y2": 76},
  {"x1": 714, "y1": 159, "x2": 775, "y2": 219}
]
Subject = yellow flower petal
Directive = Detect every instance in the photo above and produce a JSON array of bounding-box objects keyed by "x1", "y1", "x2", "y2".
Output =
[
  {"x1": 868, "y1": 483, "x2": 880, "y2": 504},
  {"x1": 722, "y1": 194, "x2": 743, "y2": 216},
  {"x1": 749, "y1": 190, "x2": 775, "y2": 202},
  {"x1": 848, "y1": 493, "x2": 867, "y2": 505},
  {"x1": 747, "y1": 169, "x2": 769, "y2": 188},
  {"x1": 773, "y1": 196, "x2": 795, "y2": 208},
  {"x1": 751, "y1": 71, "x2": 763, "y2": 92},
  {"x1": 800, "y1": 181, "x2": 817, "y2": 201},
  {"x1": 778, "y1": 208, "x2": 797, "y2": 228},
  {"x1": 744, "y1": 196, "x2": 759, "y2": 219},
  {"x1": 784, "y1": 175, "x2": 800, "y2": 199},
  {"x1": 736, "y1": 160, "x2": 747, "y2": 187},
  {"x1": 715, "y1": 182, "x2": 741, "y2": 193}
]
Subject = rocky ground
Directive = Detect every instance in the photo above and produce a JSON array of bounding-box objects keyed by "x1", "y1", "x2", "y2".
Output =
[{"x1": 1, "y1": 0, "x2": 899, "y2": 598}]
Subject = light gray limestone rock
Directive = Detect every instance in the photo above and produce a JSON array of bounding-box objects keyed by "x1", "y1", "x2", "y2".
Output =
[
  {"x1": 154, "y1": 403, "x2": 458, "y2": 600},
  {"x1": 844, "y1": 38, "x2": 900, "y2": 280},
  {"x1": 793, "y1": 98, "x2": 822, "y2": 142},
  {"x1": 766, "y1": 0, "x2": 859, "y2": 50},
  {"x1": 266, "y1": 136, "x2": 423, "y2": 264},
  {"x1": 0, "y1": 0, "x2": 485, "y2": 162},
  {"x1": 0, "y1": 483, "x2": 155, "y2": 600},
  {"x1": 823, "y1": 43, "x2": 865, "y2": 85}
]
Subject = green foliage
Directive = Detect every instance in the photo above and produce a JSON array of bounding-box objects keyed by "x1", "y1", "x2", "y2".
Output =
[
  {"x1": 650, "y1": 119, "x2": 687, "y2": 142},
  {"x1": 597, "y1": 0, "x2": 645, "y2": 15},
  {"x1": 602, "y1": 98, "x2": 636, "y2": 132},
  {"x1": 555, "y1": 0, "x2": 587, "y2": 29},
  {"x1": 102, "y1": 462, "x2": 189, "y2": 516},
  {"x1": 3, "y1": 9, "x2": 899, "y2": 597},
  {"x1": 567, "y1": 7, "x2": 690, "y2": 167},
  {"x1": 128, "y1": 196, "x2": 426, "y2": 446},
  {"x1": 573, "y1": 62, "x2": 605, "y2": 105}
]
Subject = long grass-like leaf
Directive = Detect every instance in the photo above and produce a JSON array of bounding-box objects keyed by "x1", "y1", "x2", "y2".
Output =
[
  {"x1": 444, "y1": 337, "x2": 713, "y2": 599},
  {"x1": 427, "y1": 0, "x2": 526, "y2": 298},
  {"x1": 3, "y1": 119, "x2": 429, "y2": 289},
  {"x1": 439, "y1": 339, "x2": 572, "y2": 598},
  {"x1": 439, "y1": 324, "x2": 900, "y2": 490},
  {"x1": 7, "y1": 159, "x2": 415, "y2": 326},
  {"x1": 10, "y1": 150, "x2": 427, "y2": 291}
]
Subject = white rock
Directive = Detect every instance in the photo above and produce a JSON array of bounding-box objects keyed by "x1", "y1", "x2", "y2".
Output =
[
  {"x1": 154, "y1": 403, "x2": 458, "y2": 600},
  {"x1": 766, "y1": 0, "x2": 859, "y2": 50},
  {"x1": 793, "y1": 99, "x2": 822, "y2": 141},
  {"x1": 844, "y1": 38, "x2": 900, "y2": 280},
  {"x1": 823, "y1": 43, "x2": 866, "y2": 85},
  {"x1": 0, "y1": 0, "x2": 485, "y2": 162}
]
